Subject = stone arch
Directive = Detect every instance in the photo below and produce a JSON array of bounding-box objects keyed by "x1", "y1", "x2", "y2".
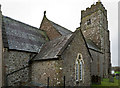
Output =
[{"x1": 75, "y1": 53, "x2": 84, "y2": 83}]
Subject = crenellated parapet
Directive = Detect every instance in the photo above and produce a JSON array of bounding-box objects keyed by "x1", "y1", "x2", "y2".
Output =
[{"x1": 81, "y1": 2, "x2": 107, "y2": 18}]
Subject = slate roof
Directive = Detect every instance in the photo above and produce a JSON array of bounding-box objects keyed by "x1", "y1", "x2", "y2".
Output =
[
  {"x1": 33, "y1": 34, "x2": 73, "y2": 61},
  {"x1": 50, "y1": 21, "x2": 72, "y2": 36},
  {"x1": 2, "y1": 14, "x2": 100, "y2": 54},
  {"x1": 86, "y1": 39, "x2": 101, "y2": 52},
  {"x1": 49, "y1": 18, "x2": 100, "y2": 52},
  {"x1": 2, "y1": 16, "x2": 48, "y2": 53}
]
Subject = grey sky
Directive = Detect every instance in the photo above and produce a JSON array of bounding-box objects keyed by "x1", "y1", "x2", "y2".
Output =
[{"x1": 1, "y1": 0, "x2": 118, "y2": 66}]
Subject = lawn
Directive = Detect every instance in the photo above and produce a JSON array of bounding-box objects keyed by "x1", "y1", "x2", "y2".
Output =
[
  {"x1": 115, "y1": 71, "x2": 120, "y2": 74},
  {"x1": 91, "y1": 78, "x2": 120, "y2": 88}
]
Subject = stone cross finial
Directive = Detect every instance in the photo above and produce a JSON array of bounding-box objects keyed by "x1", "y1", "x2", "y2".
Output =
[{"x1": 44, "y1": 11, "x2": 46, "y2": 16}]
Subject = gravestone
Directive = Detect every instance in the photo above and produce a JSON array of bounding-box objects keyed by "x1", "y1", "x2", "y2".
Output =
[
  {"x1": 116, "y1": 74, "x2": 120, "y2": 80},
  {"x1": 91, "y1": 75, "x2": 101, "y2": 84},
  {"x1": 97, "y1": 76, "x2": 101, "y2": 84}
]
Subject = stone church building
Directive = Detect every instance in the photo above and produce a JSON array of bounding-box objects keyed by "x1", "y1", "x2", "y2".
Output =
[{"x1": 0, "y1": 1, "x2": 111, "y2": 87}]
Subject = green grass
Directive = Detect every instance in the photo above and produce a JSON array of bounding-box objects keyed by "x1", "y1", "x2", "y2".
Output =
[
  {"x1": 115, "y1": 71, "x2": 120, "y2": 74},
  {"x1": 91, "y1": 78, "x2": 120, "y2": 88}
]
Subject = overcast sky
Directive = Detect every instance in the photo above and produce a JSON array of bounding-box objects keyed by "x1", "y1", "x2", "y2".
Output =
[{"x1": 1, "y1": 0, "x2": 119, "y2": 66}]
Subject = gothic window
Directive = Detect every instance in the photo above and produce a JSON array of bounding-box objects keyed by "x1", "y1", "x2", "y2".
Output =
[
  {"x1": 75, "y1": 53, "x2": 84, "y2": 82},
  {"x1": 87, "y1": 19, "x2": 91, "y2": 25},
  {"x1": 79, "y1": 55, "x2": 81, "y2": 59}
]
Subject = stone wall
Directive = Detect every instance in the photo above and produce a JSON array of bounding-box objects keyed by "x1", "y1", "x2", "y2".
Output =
[
  {"x1": 89, "y1": 49, "x2": 104, "y2": 78},
  {"x1": 61, "y1": 30, "x2": 91, "y2": 86},
  {"x1": 31, "y1": 30, "x2": 91, "y2": 86},
  {"x1": 31, "y1": 60, "x2": 64, "y2": 86},
  {"x1": 81, "y1": 10, "x2": 102, "y2": 49},
  {"x1": 81, "y1": 8, "x2": 108, "y2": 50},
  {"x1": 81, "y1": 2, "x2": 107, "y2": 18},
  {"x1": 81, "y1": 2, "x2": 111, "y2": 78},
  {"x1": 104, "y1": 30, "x2": 111, "y2": 77},
  {"x1": 40, "y1": 15, "x2": 61, "y2": 40},
  {"x1": 0, "y1": 5, "x2": 3, "y2": 87},
  {"x1": 7, "y1": 67, "x2": 29, "y2": 86},
  {"x1": 3, "y1": 48, "x2": 34, "y2": 86}
]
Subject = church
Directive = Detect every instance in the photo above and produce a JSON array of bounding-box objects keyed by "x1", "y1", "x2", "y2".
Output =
[{"x1": 0, "y1": 1, "x2": 111, "y2": 87}]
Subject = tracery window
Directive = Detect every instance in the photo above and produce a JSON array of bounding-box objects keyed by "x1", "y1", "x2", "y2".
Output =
[{"x1": 75, "y1": 53, "x2": 84, "y2": 82}]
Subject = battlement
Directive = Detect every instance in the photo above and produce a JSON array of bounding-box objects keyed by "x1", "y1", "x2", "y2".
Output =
[{"x1": 81, "y1": 2, "x2": 107, "y2": 18}]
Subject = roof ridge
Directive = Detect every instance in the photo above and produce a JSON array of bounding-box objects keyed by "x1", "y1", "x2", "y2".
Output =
[
  {"x1": 43, "y1": 13, "x2": 71, "y2": 32},
  {"x1": 3, "y1": 16, "x2": 40, "y2": 30},
  {"x1": 57, "y1": 34, "x2": 73, "y2": 55},
  {"x1": 40, "y1": 14, "x2": 72, "y2": 36},
  {"x1": 50, "y1": 20, "x2": 72, "y2": 33},
  {"x1": 50, "y1": 33, "x2": 72, "y2": 41},
  {"x1": 3, "y1": 16, "x2": 48, "y2": 53},
  {"x1": 32, "y1": 34, "x2": 73, "y2": 61}
]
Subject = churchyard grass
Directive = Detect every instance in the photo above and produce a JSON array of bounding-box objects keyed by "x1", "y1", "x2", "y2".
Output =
[{"x1": 91, "y1": 78, "x2": 120, "y2": 87}]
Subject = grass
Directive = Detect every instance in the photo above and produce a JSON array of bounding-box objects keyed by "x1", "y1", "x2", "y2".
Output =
[
  {"x1": 115, "y1": 71, "x2": 120, "y2": 74},
  {"x1": 91, "y1": 78, "x2": 120, "y2": 88}
]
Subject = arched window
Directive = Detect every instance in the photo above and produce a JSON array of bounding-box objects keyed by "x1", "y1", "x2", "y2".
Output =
[{"x1": 75, "y1": 53, "x2": 84, "y2": 82}]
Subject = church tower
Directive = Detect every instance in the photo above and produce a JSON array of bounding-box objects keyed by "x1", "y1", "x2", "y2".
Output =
[{"x1": 80, "y1": 1, "x2": 111, "y2": 78}]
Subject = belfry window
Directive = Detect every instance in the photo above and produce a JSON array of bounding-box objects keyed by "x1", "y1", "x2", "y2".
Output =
[{"x1": 87, "y1": 19, "x2": 91, "y2": 25}]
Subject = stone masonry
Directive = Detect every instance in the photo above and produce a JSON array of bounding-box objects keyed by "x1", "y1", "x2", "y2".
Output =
[
  {"x1": 89, "y1": 49, "x2": 104, "y2": 77},
  {"x1": 61, "y1": 29, "x2": 91, "y2": 86},
  {"x1": 0, "y1": 1, "x2": 111, "y2": 87},
  {"x1": 3, "y1": 48, "x2": 35, "y2": 86},
  {"x1": 31, "y1": 60, "x2": 64, "y2": 86},
  {"x1": 80, "y1": 2, "x2": 111, "y2": 78},
  {"x1": 40, "y1": 14, "x2": 61, "y2": 40},
  {"x1": 0, "y1": 5, "x2": 3, "y2": 88},
  {"x1": 31, "y1": 29, "x2": 91, "y2": 86}
]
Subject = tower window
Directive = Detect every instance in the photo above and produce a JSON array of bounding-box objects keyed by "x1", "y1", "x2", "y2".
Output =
[{"x1": 87, "y1": 19, "x2": 91, "y2": 25}]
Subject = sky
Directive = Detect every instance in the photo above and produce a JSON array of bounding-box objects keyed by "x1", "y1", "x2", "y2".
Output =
[{"x1": 0, "y1": 0, "x2": 119, "y2": 66}]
